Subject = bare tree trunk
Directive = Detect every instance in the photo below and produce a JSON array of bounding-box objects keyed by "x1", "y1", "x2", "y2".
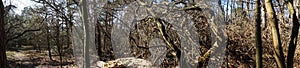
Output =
[
  {"x1": 255, "y1": 0, "x2": 262, "y2": 68},
  {"x1": 226, "y1": 0, "x2": 229, "y2": 21},
  {"x1": 52, "y1": 0, "x2": 63, "y2": 66},
  {"x1": 56, "y1": 11, "x2": 63, "y2": 68},
  {"x1": 96, "y1": 21, "x2": 101, "y2": 58},
  {"x1": 219, "y1": 0, "x2": 225, "y2": 20},
  {"x1": 0, "y1": 0, "x2": 7, "y2": 68},
  {"x1": 46, "y1": 24, "x2": 53, "y2": 61},
  {"x1": 66, "y1": 0, "x2": 73, "y2": 49},
  {"x1": 264, "y1": 0, "x2": 286, "y2": 68},
  {"x1": 80, "y1": 0, "x2": 90, "y2": 67},
  {"x1": 286, "y1": 0, "x2": 300, "y2": 68},
  {"x1": 231, "y1": 0, "x2": 234, "y2": 19}
]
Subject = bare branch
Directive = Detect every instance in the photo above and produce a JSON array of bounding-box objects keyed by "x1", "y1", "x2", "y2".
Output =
[{"x1": 6, "y1": 29, "x2": 41, "y2": 43}]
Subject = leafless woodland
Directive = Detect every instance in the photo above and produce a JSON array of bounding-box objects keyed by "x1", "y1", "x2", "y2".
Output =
[{"x1": 1, "y1": 0, "x2": 300, "y2": 68}]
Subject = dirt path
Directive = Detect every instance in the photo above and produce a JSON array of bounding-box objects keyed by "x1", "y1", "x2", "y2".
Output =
[
  {"x1": 7, "y1": 51, "x2": 35, "y2": 68},
  {"x1": 7, "y1": 49, "x2": 77, "y2": 68},
  {"x1": 12, "y1": 51, "x2": 29, "y2": 60}
]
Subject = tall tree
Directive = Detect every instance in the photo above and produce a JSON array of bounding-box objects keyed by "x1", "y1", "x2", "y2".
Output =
[
  {"x1": 286, "y1": 0, "x2": 300, "y2": 68},
  {"x1": 66, "y1": 0, "x2": 73, "y2": 50},
  {"x1": 264, "y1": 0, "x2": 286, "y2": 68},
  {"x1": 46, "y1": 18, "x2": 53, "y2": 61},
  {"x1": 55, "y1": 9, "x2": 63, "y2": 68},
  {"x1": 0, "y1": 0, "x2": 7, "y2": 68},
  {"x1": 80, "y1": 0, "x2": 90, "y2": 67},
  {"x1": 255, "y1": 0, "x2": 262, "y2": 68}
]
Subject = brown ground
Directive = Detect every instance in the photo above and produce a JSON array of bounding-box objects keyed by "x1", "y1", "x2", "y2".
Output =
[{"x1": 6, "y1": 45, "x2": 77, "y2": 68}]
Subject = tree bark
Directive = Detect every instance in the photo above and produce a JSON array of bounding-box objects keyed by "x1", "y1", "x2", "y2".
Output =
[
  {"x1": 56, "y1": 10, "x2": 63, "y2": 68},
  {"x1": 66, "y1": 0, "x2": 73, "y2": 49},
  {"x1": 255, "y1": 0, "x2": 262, "y2": 68},
  {"x1": 0, "y1": 0, "x2": 7, "y2": 68},
  {"x1": 286, "y1": 0, "x2": 300, "y2": 68},
  {"x1": 52, "y1": 0, "x2": 63, "y2": 66},
  {"x1": 46, "y1": 24, "x2": 53, "y2": 61},
  {"x1": 80, "y1": 0, "x2": 90, "y2": 67},
  {"x1": 264, "y1": 0, "x2": 286, "y2": 68}
]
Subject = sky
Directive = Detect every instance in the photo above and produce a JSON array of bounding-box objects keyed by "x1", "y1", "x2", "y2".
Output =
[
  {"x1": 4, "y1": 0, "x2": 36, "y2": 14},
  {"x1": 3, "y1": 0, "x2": 238, "y2": 15}
]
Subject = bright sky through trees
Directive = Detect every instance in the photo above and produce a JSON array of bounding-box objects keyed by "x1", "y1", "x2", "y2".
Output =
[{"x1": 4, "y1": 0, "x2": 35, "y2": 14}]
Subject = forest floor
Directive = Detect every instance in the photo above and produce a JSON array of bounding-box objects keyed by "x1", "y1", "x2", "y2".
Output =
[{"x1": 6, "y1": 45, "x2": 77, "y2": 68}]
